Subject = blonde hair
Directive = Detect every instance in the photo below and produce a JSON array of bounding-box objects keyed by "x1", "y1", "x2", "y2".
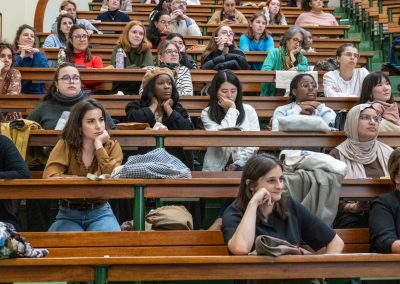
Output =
[
  {"x1": 59, "y1": 0, "x2": 77, "y2": 11},
  {"x1": 119, "y1": 21, "x2": 152, "y2": 54}
]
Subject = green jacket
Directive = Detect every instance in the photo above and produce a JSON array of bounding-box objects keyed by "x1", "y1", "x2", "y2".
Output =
[{"x1": 261, "y1": 47, "x2": 308, "y2": 96}]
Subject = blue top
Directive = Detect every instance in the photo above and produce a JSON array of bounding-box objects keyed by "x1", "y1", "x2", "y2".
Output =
[
  {"x1": 15, "y1": 51, "x2": 49, "y2": 94},
  {"x1": 239, "y1": 34, "x2": 274, "y2": 70}
]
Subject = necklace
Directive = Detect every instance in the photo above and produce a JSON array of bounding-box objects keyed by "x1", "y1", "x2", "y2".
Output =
[{"x1": 108, "y1": 10, "x2": 120, "y2": 21}]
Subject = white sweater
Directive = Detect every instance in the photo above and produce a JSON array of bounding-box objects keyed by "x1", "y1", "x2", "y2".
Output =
[
  {"x1": 323, "y1": 68, "x2": 369, "y2": 97},
  {"x1": 201, "y1": 104, "x2": 260, "y2": 171}
]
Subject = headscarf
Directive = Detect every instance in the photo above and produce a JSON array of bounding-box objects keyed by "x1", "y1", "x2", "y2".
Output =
[
  {"x1": 371, "y1": 101, "x2": 400, "y2": 126},
  {"x1": 336, "y1": 103, "x2": 393, "y2": 178}
]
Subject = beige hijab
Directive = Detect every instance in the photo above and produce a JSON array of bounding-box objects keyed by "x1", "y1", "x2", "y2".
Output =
[{"x1": 336, "y1": 103, "x2": 393, "y2": 178}]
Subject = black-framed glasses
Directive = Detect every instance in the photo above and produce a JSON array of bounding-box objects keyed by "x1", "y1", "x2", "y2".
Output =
[
  {"x1": 58, "y1": 75, "x2": 80, "y2": 83},
  {"x1": 72, "y1": 34, "x2": 88, "y2": 41}
]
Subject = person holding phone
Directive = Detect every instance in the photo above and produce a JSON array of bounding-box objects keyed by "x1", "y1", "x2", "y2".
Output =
[{"x1": 208, "y1": 0, "x2": 248, "y2": 25}]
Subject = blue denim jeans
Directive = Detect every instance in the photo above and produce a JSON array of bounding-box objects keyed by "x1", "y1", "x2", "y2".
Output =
[{"x1": 48, "y1": 202, "x2": 121, "y2": 232}]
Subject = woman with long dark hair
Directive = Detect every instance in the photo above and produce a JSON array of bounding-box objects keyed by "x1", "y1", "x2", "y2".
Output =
[{"x1": 148, "y1": 11, "x2": 172, "y2": 48}]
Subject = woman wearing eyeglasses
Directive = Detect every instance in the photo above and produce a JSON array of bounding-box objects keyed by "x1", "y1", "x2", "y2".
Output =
[
  {"x1": 323, "y1": 43, "x2": 369, "y2": 97},
  {"x1": 139, "y1": 40, "x2": 193, "y2": 96},
  {"x1": 99, "y1": 0, "x2": 132, "y2": 12},
  {"x1": 110, "y1": 21, "x2": 154, "y2": 95},
  {"x1": 329, "y1": 103, "x2": 393, "y2": 228},
  {"x1": 148, "y1": 11, "x2": 172, "y2": 48},
  {"x1": 260, "y1": 26, "x2": 308, "y2": 96},
  {"x1": 271, "y1": 73, "x2": 335, "y2": 131},
  {"x1": 201, "y1": 25, "x2": 249, "y2": 71},
  {"x1": 358, "y1": 72, "x2": 400, "y2": 132},
  {"x1": 65, "y1": 24, "x2": 104, "y2": 92},
  {"x1": 27, "y1": 63, "x2": 115, "y2": 232}
]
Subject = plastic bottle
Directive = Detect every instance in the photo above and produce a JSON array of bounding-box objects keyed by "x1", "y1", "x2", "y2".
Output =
[
  {"x1": 57, "y1": 47, "x2": 66, "y2": 67},
  {"x1": 115, "y1": 48, "x2": 125, "y2": 69}
]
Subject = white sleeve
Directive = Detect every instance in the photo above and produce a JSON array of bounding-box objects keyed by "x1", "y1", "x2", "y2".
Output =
[
  {"x1": 271, "y1": 104, "x2": 301, "y2": 131},
  {"x1": 315, "y1": 103, "x2": 336, "y2": 127},
  {"x1": 176, "y1": 67, "x2": 193, "y2": 96},
  {"x1": 201, "y1": 107, "x2": 240, "y2": 131},
  {"x1": 233, "y1": 106, "x2": 260, "y2": 167}
]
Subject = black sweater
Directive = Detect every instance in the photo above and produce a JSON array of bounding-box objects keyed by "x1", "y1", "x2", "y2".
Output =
[{"x1": 0, "y1": 135, "x2": 31, "y2": 230}]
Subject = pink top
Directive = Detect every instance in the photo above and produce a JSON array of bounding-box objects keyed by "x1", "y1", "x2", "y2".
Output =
[{"x1": 295, "y1": 11, "x2": 338, "y2": 26}]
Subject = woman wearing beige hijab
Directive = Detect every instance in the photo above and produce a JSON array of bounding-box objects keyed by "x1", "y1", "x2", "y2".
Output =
[{"x1": 330, "y1": 103, "x2": 393, "y2": 228}]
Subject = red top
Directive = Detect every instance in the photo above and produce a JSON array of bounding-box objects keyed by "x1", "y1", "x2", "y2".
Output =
[{"x1": 73, "y1": 51, "x2": 104, "y2": 91}]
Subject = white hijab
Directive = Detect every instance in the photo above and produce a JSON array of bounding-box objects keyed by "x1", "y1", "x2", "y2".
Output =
[{"x1": 336, "y1": 103, "x2": 393, "y2": 178}]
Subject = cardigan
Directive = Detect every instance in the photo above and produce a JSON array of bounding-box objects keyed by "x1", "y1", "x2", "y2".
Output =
[
  {"x1": 15, "y1": 52, "x2": 48, "y2": 94},
  {"x1": 43, "y1": 34, "x2": 67, "y2": 48},
  {"x1": 201, "y1": 104, "x2": 260, "y2": 170},
  {"x1": 260, "y1": 47, "x2": 308, "y2": 96},
  {"x1": 43, "y1": 139, "x2": 123, "y2": 178},
  {"x1": 323, "y1": 68, "x2": 369, "y2": 97}
]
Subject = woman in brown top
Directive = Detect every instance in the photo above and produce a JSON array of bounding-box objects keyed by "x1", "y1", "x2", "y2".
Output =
[
  {"x1": 43, "y1": 98, "x2": 122, "y2": 232},
  {"x1": 330, "y1": 103, "x2": 393, "y2": 228}
]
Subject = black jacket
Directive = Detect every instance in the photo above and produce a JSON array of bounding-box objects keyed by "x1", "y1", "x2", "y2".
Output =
[{"x1": 201, "y1": 45, "x2": 250, "y2": 70}]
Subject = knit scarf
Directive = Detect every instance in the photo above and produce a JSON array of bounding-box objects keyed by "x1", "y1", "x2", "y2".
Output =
[
  {"x1": 52, "y1": 90, "x2": 85, "y2": 106},
  {"x1": 336, "y1": 103, "x2": 393, "y2": 178},
  {"x1": 280, "y1": 47, "x2": 292, "y2": 70}
]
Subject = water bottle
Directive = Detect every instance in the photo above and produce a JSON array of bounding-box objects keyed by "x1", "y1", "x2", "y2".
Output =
[
  {"x1": 57, "y1": 47, "x2": 66, "y2": 67},
  {"x1": 115, "y1": 48, "x2": 125, "y2": 69}
]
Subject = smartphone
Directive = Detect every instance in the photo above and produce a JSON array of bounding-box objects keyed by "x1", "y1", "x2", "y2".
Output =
[{"x1": 228, "y1": 15, "x2": 235, "y2": 21}]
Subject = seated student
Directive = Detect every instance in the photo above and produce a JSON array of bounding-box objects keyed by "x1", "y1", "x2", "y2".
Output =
[
  {"x1": 51, "y1": 0, "x2": 102, "y2": 35},
  {"x1": 261, "y1": 26, "x2": 308, "y2": 96},
  {"x1": 139, "y1": 40, "x2": 193, "y2": 97},
  {"x1": 110, "y1": 21, "x2": 154, "y2": 95},
  {"x1": 43, "y1": 99, "x2": 122, "y2": 232},
  {"x1": 295, "y1": 0, "x2": 338, "y2": 26},
  {"x1": 99, "y1": 0, "x2": 132, "y2": 12},
  {"x1": 208, "y1": 0, "x2": 248, "y2": 25},
  {"x1": 201, "y1": 70, "x2": 260, "y2": 230},
  {"x1": 169, "y1": 0, "x2": 202, "y2": 36},
  {"x1": 0, "y1": 42, "x2": 22, "y2": 121},
  {"x1": 96, "y1": 0, "x2": 130, "y2": 22},
  {"x1": 301, "y1": 29, "x2": 315, "y2": 52},
  {"x1": 271, "y1": 73, "x2": 336, "y2": 131},
  {"x1": 201, "y1": 25, "x2": 249, "y2": 70},
  {"x1": 28, "y1": 63, "x2": 115, "y2": 130},
  {"x1": 222, "y1": 153, "x2": 344, "y2": 255},
  {"x1": 370, "y1": 148, "x2": 400, "y2": 253},
  {"x1": 262, "y1": 0, "x2": 287, "y2": 25},
  {"x1": 323, "y1": 43, "x2": 369, "y2": 97},
  {"x1": 166, "y1": 33, "x2": 196, "y2": 69},
  {"x1": 239, "y1": 12, "x2": 274, "y2": 70},
  {"x1": 13, "y1": 24, "x2": 49, "y2": 94},
  {"x1": 125, "y1": 67, "x2": 194, "y2": 169},
  {"x1": 43, "y1": 14, "x2": 74, "y2": 49},
  {"x1": 0, "y1": 116, "x2": 31, "y2": 231},
  {"x1": 65, "y1": 24, "x2": 104, "y2": 93},
  {"x1": 149, "y1": 0, "x2": 172, "y2": 22},
  {"x1": 147, "y1": 11, "x2": 172, "y2": 49},
  {"x1": 330, "y1": 103, "x2": 393, "y2": 228},
  {"x1": 358, "y1": 72, "x2": 400, "y2": 131},
  {"x1": 0, "y1": 42, "x2": 21, "y2": 95}
]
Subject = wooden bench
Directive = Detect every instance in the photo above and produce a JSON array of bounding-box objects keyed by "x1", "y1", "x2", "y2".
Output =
[
  {"x1": 90, "y1": 22, "x2": 352, "y2": 38},
  {"x1": 0, "y1": 95, "x2": 370, "y2": 118},
  {"x1": 40, "y1": 47, "x2": 373, "y2": 69},
  {"x1": 1, "y1": 227, "x2": 388, "y2": 284},
  {"x1": 36, "y1": 33, "x2": 361, "y2": 50}
]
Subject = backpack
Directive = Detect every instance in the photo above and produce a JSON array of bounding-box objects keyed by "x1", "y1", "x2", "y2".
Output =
[
  {"x1": 334, "y1": 110, "x2": 348, "y2": 131},
  {"x1": 313, "y1": 58, "x2": 339, "y2": 71}
]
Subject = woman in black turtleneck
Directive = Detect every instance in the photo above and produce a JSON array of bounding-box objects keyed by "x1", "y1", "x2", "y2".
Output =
[
  {"x1": 96, "y1": 0, "x2": 130, "y2": 22},
  {"x1": 0, "y1": 115, "x2": 30, "y2": 231}
]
